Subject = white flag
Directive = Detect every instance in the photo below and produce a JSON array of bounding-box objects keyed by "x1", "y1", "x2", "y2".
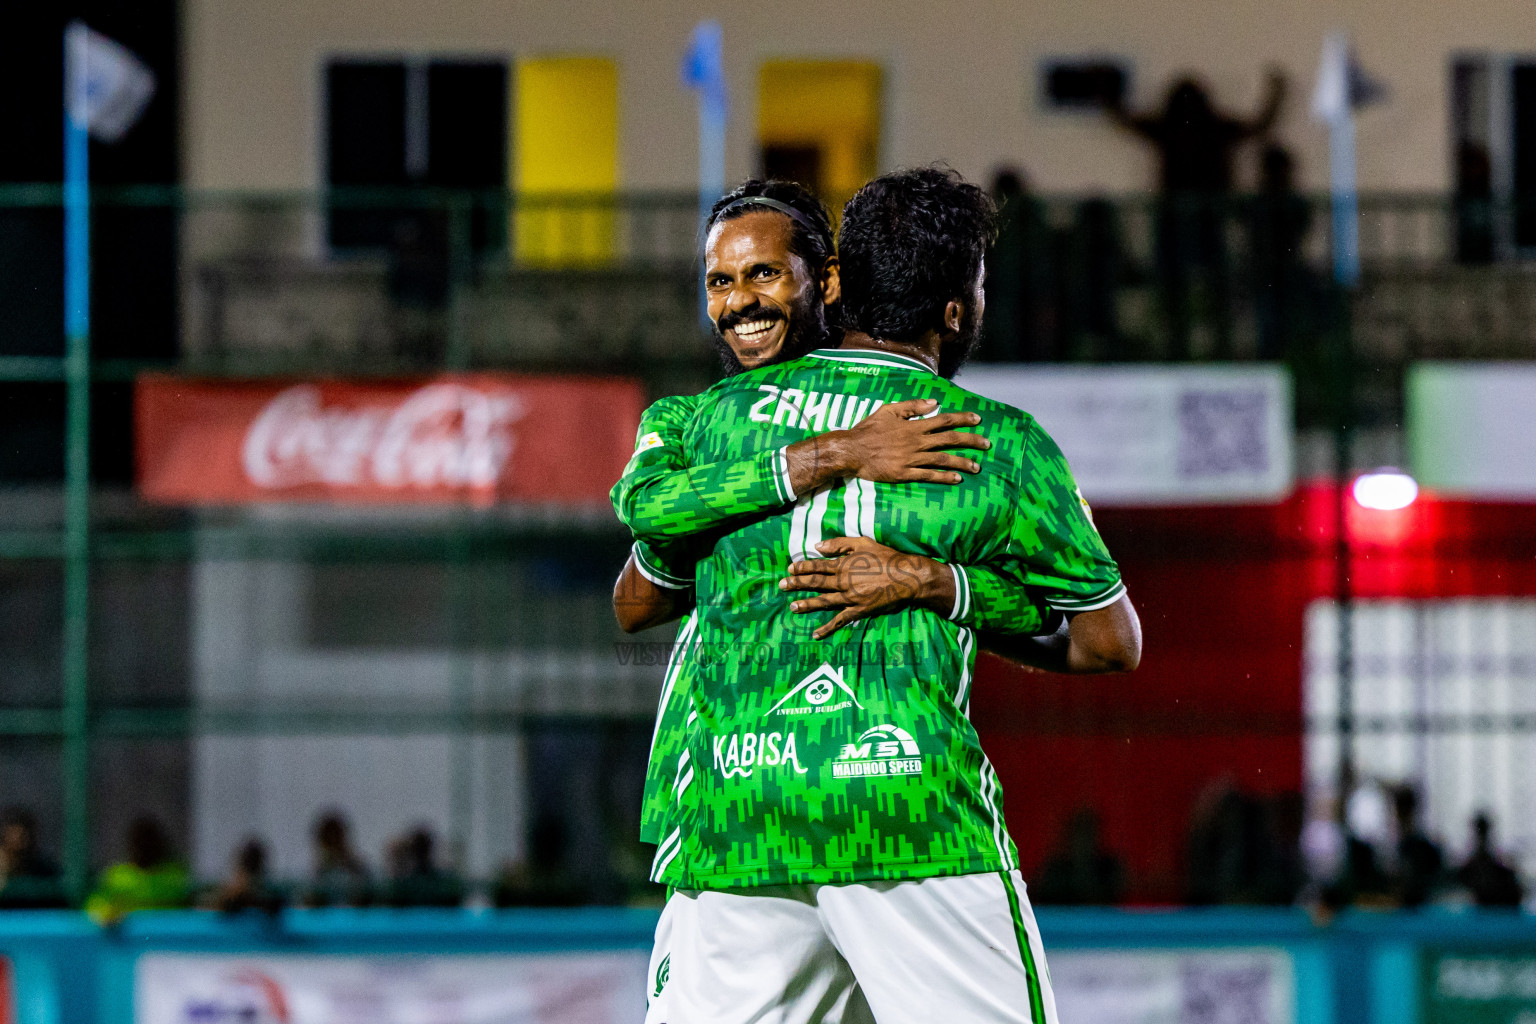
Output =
[
  {"x1": 1311, "y1": 31, "x2": 1350, "y2": 125},
  {"x1": 1312, "y1": 31, "x2": 1388, "y2": 126},
  {"x1": 65, "y1": 20, "x2": 156, "y2": 143}
]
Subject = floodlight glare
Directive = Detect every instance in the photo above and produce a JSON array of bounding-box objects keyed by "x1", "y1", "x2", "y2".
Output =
[{"x1": 1353, "y1": 472, "x2": 1418, "y2": 511}]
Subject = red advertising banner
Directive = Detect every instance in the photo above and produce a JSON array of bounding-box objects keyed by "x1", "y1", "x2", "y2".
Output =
[{"x1": 135, "y1": 373, "x2": 645, "y2": 506}]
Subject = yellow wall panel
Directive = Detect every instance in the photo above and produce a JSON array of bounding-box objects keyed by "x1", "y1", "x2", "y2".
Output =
[
  {"x1": 514, "y1": 56, "x2": 617, "y2": 266},
  {"x1": 758, "y1": 60, "x2": 882, "y2": 203}
]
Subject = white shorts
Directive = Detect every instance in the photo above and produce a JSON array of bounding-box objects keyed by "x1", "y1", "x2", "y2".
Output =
[{"x1": 645, "y1": 871, "x2": 1057, "y2": 1024}]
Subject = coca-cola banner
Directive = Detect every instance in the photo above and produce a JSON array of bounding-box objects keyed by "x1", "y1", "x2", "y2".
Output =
[{"x1": 135, "y1": 374, "x2": 645, "y2": 506}]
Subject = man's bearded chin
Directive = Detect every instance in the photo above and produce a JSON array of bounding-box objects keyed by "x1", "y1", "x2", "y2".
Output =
[
  {"x1": 938, "y1": 307, "x2": 983, "y2": 380},
  {"x1": 710, "y1": 295, "x2": 828, "y2": 377}
]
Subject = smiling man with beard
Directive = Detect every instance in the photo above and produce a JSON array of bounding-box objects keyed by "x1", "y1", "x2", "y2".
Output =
[
  {"x1": 613, "y1": 180, "x2": 1003, "y2": 631},
  {"x1": 634, "y1": 168, "x2": 1140, "y2": 1024}
]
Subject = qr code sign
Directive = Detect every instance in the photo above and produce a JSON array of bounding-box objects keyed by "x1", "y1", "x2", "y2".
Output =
[
  {"x1": 1177, "y1": 390, "x2": 1269, "y2": 480},
  {"x1": 1181, "y1": 962, "x2": 1272, "y2": 1024}
]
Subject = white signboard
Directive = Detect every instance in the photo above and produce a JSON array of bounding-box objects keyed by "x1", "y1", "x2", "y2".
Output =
[
  {"x1": 136, "y1": 951, "x2": 649, "y2": 1024},
  {"x1": 957, "y1": 365, "x2": 1294, "y2": 506},
  {"x1": 1052, "y1": 948, "x2": 1296, "y2": 1024},
  {"x1": 1408, "y1": 362, "x2": 1536, "y2": 499}
]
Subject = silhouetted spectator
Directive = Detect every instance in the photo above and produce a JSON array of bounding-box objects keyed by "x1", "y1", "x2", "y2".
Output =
[
  {"x1": 305, "y1": 811, "x2": 372, "y2": 907},
  {"x1": 1255, "y1": 792, "x2": 1306, "y2": 905},
  {"x1": 981, "y1": 169, "x2": 1054, "y2": 361},
  {"x1": 1311, "y1": 781, "x2": 1394, "y2": 910},
  {"x1": 1300, "y1": 791, "x2": 1346, "y2": 894},
  {"x1": 494, "y1": 812, "x2": 586, "y2": 908},
  {"x1": 1248, "y1": 145, "x2": 1314, "y2": 360},
  {"x1": 1325, "y1": 833, "x2": 1391, "y2": 909},
  {"x1": 1454, "y1": 142, "x2": 1495, "y2": 264},
  {"x1": 1059, "y1": 198, "x2": 1128, "y2": 360},
  {"x1": 1456, "y1": 812, "x2": 1524, "y2": 908},
  {"x1": 203, "y1": 838, "x2": 284, "y2": 914},
  {"x1": 1187, "y1": 780, "x2": 1276, "y2": 905},
  {"x1": 1390, "y1": 787, "x2": 1445, "y2": 908},
  {"x1": 1105, "y1": 70, "x2": 1286, "y2": 357},
  {"x1": 1108, "y1": 71, "x2": 1287, "y2": 199},
  {"x1": 387, "y1": 213, "x2": 451, "y2": 364},
  {"x1": 383, "y1": 826, "x2": 464, "y2": 908},
  {"x1": 1034, "y1": 808, "x2": 1124, "y2": 905},
  {"x1": 0, "y1": 808, "x2": 63, "y2": 909},
  {"x1": 85, "y1": 815, "x2": 190, "y2": 924}
]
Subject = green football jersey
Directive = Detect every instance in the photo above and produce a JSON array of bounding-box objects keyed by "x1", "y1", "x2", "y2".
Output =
[
  {"x1": 651, "y1": 347, "x2": 1123, "y2": 889},
  {"x1": 619, "y1": 396, "x2": 710, "y2": 847},
  {"x1": 616, "y1": 392, "x2": 1057, "y2": 851}
]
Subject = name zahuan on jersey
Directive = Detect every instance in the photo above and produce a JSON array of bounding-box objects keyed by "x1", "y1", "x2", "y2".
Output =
[
  {"x1": 614, "y1": 639, "x2": 942, "y2": 668},
  {"x1": 747, "y1": 384, "x2": 885, "y2": 431}
]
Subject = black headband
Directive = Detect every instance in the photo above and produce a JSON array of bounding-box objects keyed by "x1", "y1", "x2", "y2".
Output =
[{"x1": 712, "y1": 195, "x2": 819, "y2": 234}]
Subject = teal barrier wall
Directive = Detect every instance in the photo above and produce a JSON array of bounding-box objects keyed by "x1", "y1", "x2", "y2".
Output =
[{"x1": 1, "y1": 907, "x2": 1533, "y2": 1023}]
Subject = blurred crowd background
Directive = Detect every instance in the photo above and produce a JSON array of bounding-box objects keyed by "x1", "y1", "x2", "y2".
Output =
[{"x1": 3, "y1": 0, "x2": 1536, "y2": 924}]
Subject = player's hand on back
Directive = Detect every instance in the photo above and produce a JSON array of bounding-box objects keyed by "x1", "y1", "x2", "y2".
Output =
[
  {"x1": 785, "y1": 399, "x2": 989, "y2": 494},
  {"x1": 779, "y1": 536, "x2": 955, "y2": 639},
  {"x1": 842, "y1": 398, "x2": 989, "y2": 484}
]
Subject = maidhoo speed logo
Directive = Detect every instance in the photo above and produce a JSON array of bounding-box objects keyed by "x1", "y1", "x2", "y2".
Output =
[{"x1": 832, "y1": 724, "x2": 922, "y2": 780}]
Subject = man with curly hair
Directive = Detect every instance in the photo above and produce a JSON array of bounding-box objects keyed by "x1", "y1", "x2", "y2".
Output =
[{"x1": 633, "y1": 169, "x2": 1139, "y2": 1024}]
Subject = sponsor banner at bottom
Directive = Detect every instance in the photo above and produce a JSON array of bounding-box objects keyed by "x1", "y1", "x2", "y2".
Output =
[
  {"x1": 1051, "y1": 948, "x2": 1295, "y2": 1024},
  {"x1": 1422, "y1": 950, "x2": 1536, "y2": 1024},
  {"x1": 135, "y1": 951, "x2": 648, "y2": 1024}
]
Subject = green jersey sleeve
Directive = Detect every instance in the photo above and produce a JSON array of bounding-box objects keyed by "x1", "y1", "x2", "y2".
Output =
[
  {"x1": 946, "y1": 563, "x2": 1054, "y2": 635},
  {"x1": 631, "y1": 537, "x2": 696, "y2": 592},
  {"x1": 610, "y1": 395, "x2": 796, "y2": 542},
  {"x1": 1000, "y1": 417, "x2": 1126, "y2": 612}
]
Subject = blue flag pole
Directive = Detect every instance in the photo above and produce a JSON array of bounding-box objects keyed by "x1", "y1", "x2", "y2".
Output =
[
  {"x1": 65, "y1": 100, "x2": 90, "y2": 349},
  {"x1": 61, "y1": 24, "x2": 94, "y2": 906},
  {"x1": 682, "y1": 21, "x2": 727, "y2": 326},
  {"x1": 1328, "y1": 113, "x2": 1360, "y2": 289}
]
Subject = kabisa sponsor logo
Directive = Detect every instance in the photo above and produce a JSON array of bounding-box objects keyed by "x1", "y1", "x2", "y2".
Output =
[
  {"x1": 713, "y1": 731, "x2": 807, "y2": 779},
  {"x1": 832, "y1": 724, "x2": 922, "y2": 779},
  {"x1": 767, "y1": 663, "x2": 862, "y2": 717}
]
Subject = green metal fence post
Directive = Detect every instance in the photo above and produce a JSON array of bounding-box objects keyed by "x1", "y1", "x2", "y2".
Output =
[
  {"x1": 446, "y1": 192, "x2": 475, "y2": 878},
  {"x1": 1330, "y1": 281, "x2": 1357, "y2": 808},
  {"x1": 61, "y1": 320, "x2": 92, "y2": 907},
  {"x1": 445, "y1": 194, "x2": 474, "y2": 371}
]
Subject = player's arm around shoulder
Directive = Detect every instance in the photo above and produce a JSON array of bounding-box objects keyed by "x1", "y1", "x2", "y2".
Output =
[
  {"x1": 613, "y1": 539, "x2": 695, "y2": 634},
  {"x1": 610, "y1": 396, "x2": 702, "y2": 632},
  {"x1": 610, "y1": 394, "x2": 700, "y2": 523}
]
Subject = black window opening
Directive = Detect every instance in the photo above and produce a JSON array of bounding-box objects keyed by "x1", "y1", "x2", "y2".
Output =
[
  {"x1": 1450, "y1": 56, "x2": 1536, "y2": 258},
  {"x1": 1040, "y1": 59, "x2": 1129, "y2": 112},
  {"x1": 324, "y1": 59, "x2": 508, "y2": 255},
  {"x1": 761, "y1": 146, "x2": 824, "y2": 197}
]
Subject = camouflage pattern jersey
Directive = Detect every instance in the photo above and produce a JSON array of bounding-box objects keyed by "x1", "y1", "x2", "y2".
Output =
[
  {"x1": 613, "y1": 387, "x2": 1062, "y2": 858},
  {"x1": 643, "y1": 347, "x2": 1124, "y2": 889}
]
